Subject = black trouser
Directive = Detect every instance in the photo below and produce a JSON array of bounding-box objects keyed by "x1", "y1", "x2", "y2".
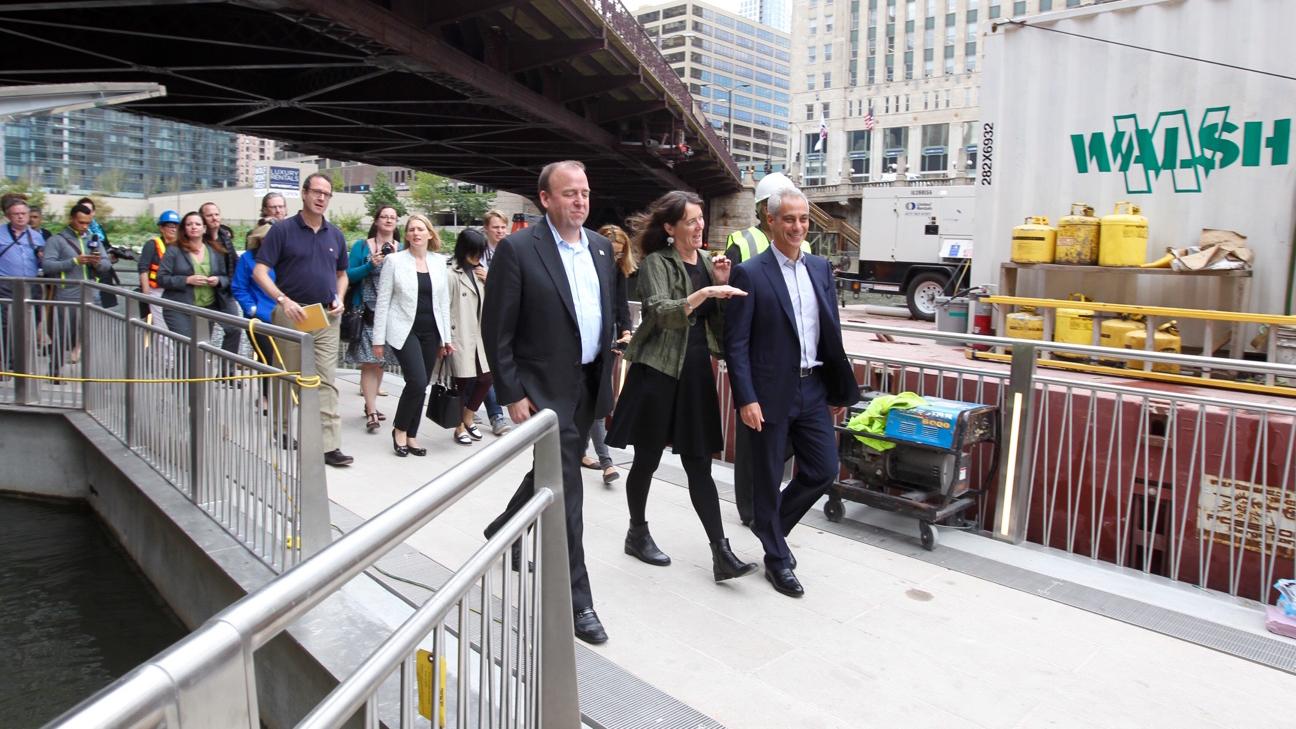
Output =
[
  {"x1": 733, "y1": 421, "x2": 794, "y2": 524},
  {"x1": 747, "y1": 373, "x2": 838, "y2": 570},
  {"x1": 391, "y1": 330, "x2": 440, "y2": 438},
  {"x1": 626, "y1": 447, "x2": 726, "y2": 543},
  {"x1": 485, "y1": 363, "x2": 599, "y2": 611}
]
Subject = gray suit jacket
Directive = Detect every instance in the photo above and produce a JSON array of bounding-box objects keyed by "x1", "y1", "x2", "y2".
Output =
[
  {"x1": 158, "y1": 243, "x2": 232, "y2": 310},
  {"x1": 42, "y1": 227, "x2": 113, "y2": 301}
]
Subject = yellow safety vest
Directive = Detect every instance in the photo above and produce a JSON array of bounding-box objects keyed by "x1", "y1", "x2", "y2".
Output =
[
  {"x1": 147, "y1": 236, "x2": 167, "y2": 288},
  {"x1": 725, "y1": 226, "x2": 810, "y2": 261}
]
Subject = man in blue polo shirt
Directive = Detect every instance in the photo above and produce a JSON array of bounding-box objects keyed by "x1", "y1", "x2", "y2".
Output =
[{"x1": 253, "y1": 173, "x2": 354, "y2": 467}]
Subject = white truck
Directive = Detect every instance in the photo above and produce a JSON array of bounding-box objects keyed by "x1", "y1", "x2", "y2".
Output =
[{"x1": 835, "y1": 185, "x2": 975, "y2": 320}]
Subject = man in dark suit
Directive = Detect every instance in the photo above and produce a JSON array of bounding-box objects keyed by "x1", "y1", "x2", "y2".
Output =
[
  {"x1": 724, "y1": 185, "x2": 861, "y2": 598},
  {"x1": 481, "y1": 160, "x2": 616, "y2": 644}
]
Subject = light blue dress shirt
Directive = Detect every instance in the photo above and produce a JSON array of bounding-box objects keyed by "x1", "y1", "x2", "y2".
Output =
[
  {"x1": 546, "y1": 216, "x2": 603, "y2": 364},
  {"x1": 0, "y1": 224, "x2": 44, "y2": 280},
  {"x1": 771, "y1": 244, "x2": 821, "y2": 370}
]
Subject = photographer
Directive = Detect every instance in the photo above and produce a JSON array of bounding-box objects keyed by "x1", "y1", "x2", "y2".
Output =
[
  {"x1": 42, "y1": 204, "x2": 113, "y2": 377},
  {"x1": 345, "y1": 205, "x2": 401, "y2": 433}
]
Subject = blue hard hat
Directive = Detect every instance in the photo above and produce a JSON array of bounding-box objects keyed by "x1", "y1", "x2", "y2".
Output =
[{"x1": 158, "y1": 209, "x2": 180, "y2": 225}]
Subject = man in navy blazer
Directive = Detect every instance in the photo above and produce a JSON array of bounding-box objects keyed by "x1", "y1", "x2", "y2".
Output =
[
  {"x1": 724, "y1": 185, "x2": 861, "y2": 597},
  {"x1": 481, "y1": 160, "x2": 617, "y2": 643}
]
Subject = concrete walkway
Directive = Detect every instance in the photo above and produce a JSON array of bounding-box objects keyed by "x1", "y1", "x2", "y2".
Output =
[{"x1": 326, "y1": 370, "x2": 1295, "y2": 729}]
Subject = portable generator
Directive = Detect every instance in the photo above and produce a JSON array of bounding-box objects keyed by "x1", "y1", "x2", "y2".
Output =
[{"x1": 827, "y1": 393, "x2": 999, "y2": 550}]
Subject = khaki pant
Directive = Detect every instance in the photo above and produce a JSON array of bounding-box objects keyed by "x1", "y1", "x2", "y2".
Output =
[{"x1": 271, "y1": 307, "x2": 342, "y2": 452}]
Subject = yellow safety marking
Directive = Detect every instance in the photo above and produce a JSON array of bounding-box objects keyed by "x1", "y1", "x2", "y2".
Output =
[
  {"x1": 981, "y1": 295, "x2": 1296, "y2": 326},
  {"x1": 970, "y1": 350, "x2": 1296, "y2": 397},
  {"x1": 416, "y1": 649, "x2": 449, "y2": 726}
]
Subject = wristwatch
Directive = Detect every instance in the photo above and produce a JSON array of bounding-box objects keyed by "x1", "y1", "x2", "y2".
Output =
[{"x1": 276, "y1": 295, "x2": 286, "y2": 303}]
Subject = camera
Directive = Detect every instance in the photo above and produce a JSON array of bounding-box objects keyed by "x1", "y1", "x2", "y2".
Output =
[
  {"x1": 105, "y1": 243, "x2": 136, "y2": 261},
  {"x1": 381, "y1": 242, "x2": 395, "y2": 255}
]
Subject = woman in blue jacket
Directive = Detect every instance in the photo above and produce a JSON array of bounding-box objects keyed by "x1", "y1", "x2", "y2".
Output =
[
  {"x1": 231, "y1": 219, "x2": 276, "y2": 361},
  {"x1": 346, "y1": 205, "x2": 401, "y2": 433}
]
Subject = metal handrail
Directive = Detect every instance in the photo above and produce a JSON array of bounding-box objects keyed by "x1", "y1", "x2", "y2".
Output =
[
  {"x1": 2, "y1": 276, "x2": 328, "y2": 571},
  {"x1": 43, "y1": 410, "x2": 578, "y2": 729}
]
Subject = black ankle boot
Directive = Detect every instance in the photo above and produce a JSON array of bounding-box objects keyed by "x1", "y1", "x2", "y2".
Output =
[
  {"x1": 624, "y1": 522, "x2": 671, "y2": 566},
  {"x1": 710, "y1": 538, "x2": 758, "y2": 582}
]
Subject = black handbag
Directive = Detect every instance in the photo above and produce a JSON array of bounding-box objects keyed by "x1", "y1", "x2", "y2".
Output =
[
  {"x1": 340, "y1": 306, "x2": 364, "y2": 341},
  {"x1": 425, "y1": 358, "x2": 462, "y2": 429}
]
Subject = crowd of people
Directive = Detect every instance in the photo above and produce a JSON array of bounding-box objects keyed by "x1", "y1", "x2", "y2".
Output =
[{"x1": 1, "y1": 162, "x2": 860, "y2": 648}]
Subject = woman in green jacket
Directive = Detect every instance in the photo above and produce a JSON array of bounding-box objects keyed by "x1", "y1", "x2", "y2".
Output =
[{"x1": 605, "y1": 190, "x2": 758, "y2": 582}]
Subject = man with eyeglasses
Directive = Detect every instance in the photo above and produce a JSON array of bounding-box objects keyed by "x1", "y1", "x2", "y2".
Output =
[{"x1": 253, "y1": 173, "x2": 354, "y2": 467}]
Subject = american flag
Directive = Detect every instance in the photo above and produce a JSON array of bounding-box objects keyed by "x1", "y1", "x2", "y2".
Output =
[
  {"x1": 814, "y1": 119, "x2": 827, "y2": 152},
  {"x1": 863, "y1": 103, "x2": 876, "y2": 131}
]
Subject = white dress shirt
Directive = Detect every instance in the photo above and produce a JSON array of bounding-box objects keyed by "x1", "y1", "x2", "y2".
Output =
[
  {"x1": 771, "y1": 244, "x2": 821, "y2": 370},
  {"x1": 546, "y1": 216, "x2": 603, "y2": 364}
]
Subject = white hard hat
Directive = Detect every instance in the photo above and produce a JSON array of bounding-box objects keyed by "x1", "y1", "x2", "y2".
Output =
[{"x1": 754, "y1": 171, "x2": 794, "y2": 204}]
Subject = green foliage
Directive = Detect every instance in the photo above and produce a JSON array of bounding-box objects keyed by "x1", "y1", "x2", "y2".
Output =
[
  {"x1": 408, "y1": 171, "x2": 493, "y2": 223},
  {"x1": 331, "y1": 211, "x2": 365, "y2": 240},
  {"x1": 329, "y1": 168, "x2": 346, "y2": 192},
  {"x1": 0, "y1": 176, "x2": 47, "y2": 211},
  {"x1": 95, "y1": 168, "x2": 125, "y2": 196},
  {"x1": 66, "y1": 194, "x2": 114, "y2": 220},
  {"x1": 408, "y1": 171, "x2": 440, "y2": 216},
  {"x1": 365, "y1": 174, "x2": 407, "y2": 218},
  {"x1": 438, "y1": 229, "x2": 458, "y2": 252}
]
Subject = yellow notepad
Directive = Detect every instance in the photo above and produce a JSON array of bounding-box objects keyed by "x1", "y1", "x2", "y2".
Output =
[{"x1": 294, "y1": 302, "x2": 329, "y2": 332}]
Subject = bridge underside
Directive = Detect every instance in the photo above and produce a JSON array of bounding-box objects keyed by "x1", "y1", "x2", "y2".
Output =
[{"x1": 0, "y1": 0, "x2": 741, "y2": 213}]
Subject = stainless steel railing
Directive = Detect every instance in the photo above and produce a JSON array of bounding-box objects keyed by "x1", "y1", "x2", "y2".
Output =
[
  {"x1": 1, "y1": 277, "x2": 328, "y2": 573},
  {"x1": 835, "y1": 322, "x2": 1296, "y2": 603},
  {"x1": 43, "y1": 411, "x2": 578, "y2": 729}
]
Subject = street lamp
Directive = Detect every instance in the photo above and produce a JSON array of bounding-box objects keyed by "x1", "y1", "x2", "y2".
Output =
[{"x1": 725, "y1": 83, "x2": 752, "y2": 150}]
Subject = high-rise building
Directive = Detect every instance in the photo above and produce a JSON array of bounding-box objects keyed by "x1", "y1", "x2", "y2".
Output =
[
  {"x1": 739, "y1": 0, "x2": 791, "y2": 32},
  {"x1": 1, "y1": 108, "x2": 238, "y2": 197},
  {"x1": 236, "y1": 135, "x2": 277, "y2": 187},
  {"x1": 636, "y1": 0, "x2": 793, "y2": 178},
  {"x1": 790, "y1": 0, "x2": 1092, "y2": 191}
]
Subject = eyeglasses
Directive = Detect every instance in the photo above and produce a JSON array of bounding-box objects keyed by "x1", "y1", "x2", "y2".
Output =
[{"x1": 306, "y1": 188, "x2": 332, "y2": 198}]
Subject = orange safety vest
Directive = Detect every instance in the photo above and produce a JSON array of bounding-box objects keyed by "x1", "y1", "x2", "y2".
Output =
[{"x1": 147, "y1": 235, "x2": 167, "y2": 288}]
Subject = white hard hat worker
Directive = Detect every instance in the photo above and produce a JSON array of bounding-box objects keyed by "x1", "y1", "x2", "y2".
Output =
[{"x1": 725, "y1": 171, "x2": 807, "y2": 263}]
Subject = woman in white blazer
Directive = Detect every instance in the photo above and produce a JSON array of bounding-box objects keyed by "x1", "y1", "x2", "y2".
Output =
[
  {"x1": 447, "y1": 228, "x2": 494, "y2": 446},
  {"x1": 371, "y1": 214, "x2": 453, "y2": 457}
]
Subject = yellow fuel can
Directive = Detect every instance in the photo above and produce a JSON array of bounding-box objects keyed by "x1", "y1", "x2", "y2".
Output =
[
  {"x1": 1011, "y1": 216, "x2": 1056, "y2": 264},
  {"x1": 1099, "y1": 315, "x2": 1144, "y2": 365},
  {"x1": 1054, "y1": 293, "x2": 1095, "y2": 360},
  {"x1": 1006, "y1": 308, "x2": 1044, "y2": 341},
  {"x1": 1055, "y1": 203, "x2": 1100, "y2": 265},
  {"x1": 1099, "y1": 202, "x2": 1149, "y2": 266},
  {"x1": 1126, "y1": 321, "x2": 1182, "y2": 374}
]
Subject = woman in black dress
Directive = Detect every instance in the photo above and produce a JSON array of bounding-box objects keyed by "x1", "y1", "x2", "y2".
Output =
[{"x1": 606, "y1": 191, "x2": 758, "y2": 582}]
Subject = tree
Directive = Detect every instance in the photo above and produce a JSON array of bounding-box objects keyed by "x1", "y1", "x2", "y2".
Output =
[
  {"x1": 407, "y1": 171, "x2": 441, "y2": 216},
  {"x1": 95, "y1": 168, "x2": 125, "y2": 196},
  {"x1": 365, "y1": 173, "x2": 407, "y2": 217},
  {"x1": 408, "y1": 172, "x2": 493, "y2": 223},
  {"x1": 0, "y1": 174, "x2": 47, "y2": 212},
  {"x1": 329, "y1": 168, "x2": 346, "y2": 192},
  {"x1": 445, "y1": 183, "x2": 494, "y2": 224}
]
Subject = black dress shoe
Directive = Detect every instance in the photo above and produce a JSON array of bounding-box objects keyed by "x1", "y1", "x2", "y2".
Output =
[
  {"x1": 573, "y1": 607, "x2": 608, "y2": 645},
  {"x1": 624, "y1": 522, "x2": 670, "y2": 566},
  {"x1": 406, "y1": 444, "x2": 427, "y2": 457},
  {"x1": 764, "y1": 567, "x2": 804, "y2": 598},
  {"x1": 391, "y1": 430, "x2": 408, "y2": 457},
  {"x1": 324, "y1": 449, "x2": 354, "y2": 467},
  {"x1": 790, "y1": 552, "x2": 797, "y2": 570}
]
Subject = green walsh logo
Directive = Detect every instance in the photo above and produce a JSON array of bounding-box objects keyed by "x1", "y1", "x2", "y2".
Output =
[{"x1": 1071, "y1": 107, "x2": 1291, "y2": 194}]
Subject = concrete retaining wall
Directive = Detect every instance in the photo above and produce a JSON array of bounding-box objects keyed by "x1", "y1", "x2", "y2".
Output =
[{"x1": 0, "y1": 408, "x2": 387, "y2": 729}]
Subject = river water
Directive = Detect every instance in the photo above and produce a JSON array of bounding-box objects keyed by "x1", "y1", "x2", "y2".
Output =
[{"x1": 0, "y1": 495, "x2": 187, "y2": 728}]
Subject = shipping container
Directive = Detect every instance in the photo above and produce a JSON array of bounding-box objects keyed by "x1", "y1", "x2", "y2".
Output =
[{"x1": 975, "y1": 0, "x2": 1296, "y2": 340}]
